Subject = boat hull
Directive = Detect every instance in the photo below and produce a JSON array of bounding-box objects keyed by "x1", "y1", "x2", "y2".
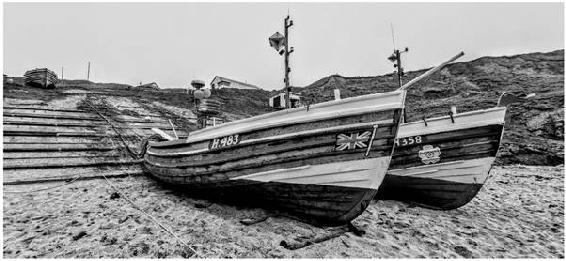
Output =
[
  {"x1": 24, "y1": 68, "x2": 58, "y2": 88},
  {"x1": 144, "y1": 91, "x2": 406, "y2": 225},
  {"x1": 376, "y1": 107, "x2": 506, "y2": 210}
]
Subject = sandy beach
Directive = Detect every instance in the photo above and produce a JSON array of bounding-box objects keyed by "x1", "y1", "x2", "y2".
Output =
[{"x1": 3, "y1": 165, "x2": 563, "y2": 258}]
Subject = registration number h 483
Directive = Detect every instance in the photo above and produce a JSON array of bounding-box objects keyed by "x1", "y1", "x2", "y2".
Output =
[{"x1": 209, "y1": 134, "x2": 240, "y2": 150}]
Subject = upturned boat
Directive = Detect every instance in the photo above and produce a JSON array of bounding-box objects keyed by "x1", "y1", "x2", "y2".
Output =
[
  {"x1": 143, "y1": 91, "x2": 406, "y2": 225},
  {"x1": 23, "y1": 68, "x2": 58, "y2": 88}
]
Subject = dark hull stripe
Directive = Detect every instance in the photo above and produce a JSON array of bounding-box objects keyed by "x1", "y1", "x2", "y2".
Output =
[
  {"x1": 152, "y1": 177, "x2": 378, "y2": 226},
  {"x1": 144, "y1": 146, "x2": 392, "y2": 180},
  {"x1": 399, "y1": 124, "x2": 503, "y2": 146},
  {"x1": 146, "y1": 132, "x2": 394, "y2": 168},
  {"x1": 148, "y1": 124, "x2": 395, "y2": 156},
  {"x1": 150, "y1": 109, "x2": 398, "y2": 151},
  {"x1": 375, "y1": 174, "x2": 484, "y2": 210},
  {"x1": 390, "y1": 124, "x2": 504, "y2": 169}
]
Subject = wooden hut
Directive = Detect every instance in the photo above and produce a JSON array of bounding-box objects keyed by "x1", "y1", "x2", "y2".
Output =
[{"x1": 269, "y1": 92, "x2": 301, "y2": 109}]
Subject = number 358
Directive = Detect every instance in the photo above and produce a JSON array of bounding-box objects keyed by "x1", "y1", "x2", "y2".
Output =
[{"x1": 395, "y1": 136, "x2": 422, "y2": 147}]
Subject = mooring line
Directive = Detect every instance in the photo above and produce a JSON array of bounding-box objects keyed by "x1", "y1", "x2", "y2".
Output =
[
  {"x1": 83, "y1": 97, "x2": 143, "y2": 159},
  {"x1": 3, "y1": 176, "x2": 82, "y2": 193},
  {"x1": 100, "y1": 173, "x2": 202, "y2": 258}
]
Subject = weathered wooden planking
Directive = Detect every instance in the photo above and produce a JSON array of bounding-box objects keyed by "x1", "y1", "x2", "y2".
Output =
[
  {"x1": 150, "y1": 113, "x2": 396, "y2": 158},
  {"x1": 152, "y1": 110, "x2": 395, "y2": 149},
  {"x1": 113, "y1": 114, "x2": 165, "y2": 121},
  {"x1": 4, "y1": 115, "x2": 102, "y2": 124},
  {"x1": 4, "y1": 124, "x2": 103, "y2": 134},
  {"x1": 3, "y1": 151, "x2": 123, "y2": 159},
  {"x1": 3, "y1": 121, "x2": 105, "y2": 128},
  {"x1": 3, "y1": 136, "x2": 114, "y2": 144},
  {"x1": 145, "y1": 109, "x2": 402, "y2": 181},
  {"x1": 147, "y1": 130, "x2": 393, "y2": 168},
  {"x1": 3, "y1": 165, "x2": 145, "y2": 185},
  {"x1": 150, "y1": 123, "x2": 394, "y2": 156},
  {"x1": 4, "y1": 158, "x2": 141, "y2": 169},
  {"x1": 3, "y1": 119, "x2": 176, "y2": 130},
  {"x1": 390, "y1": 144, "x2": 498, "y2": 169},
  {"x1": 390, "y1": 125, "x2": 503, "y2": 169},
  {"x1": 3, "y1": 109, "x2": 95, "y2": 118},
  {"x1": 2, "y1": 112, "x2": 102, "y2": 121},
  {"x1": 3, "y1": 106, "x2": 89, "y2": 113},
  {"x1": 4, "y1": 130, "x2": 123, "y2": 137},
  {"x1": 3, "y1": 143, "x2": 119, "y2": 152},
  {"x1": 145, "y1": 143, "x2": 393, "y2": 181}
]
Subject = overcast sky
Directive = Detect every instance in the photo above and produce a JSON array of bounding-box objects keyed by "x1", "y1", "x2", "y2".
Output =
[{"x1": 3, "y1": 2, "x2": 564, "y2": 90}]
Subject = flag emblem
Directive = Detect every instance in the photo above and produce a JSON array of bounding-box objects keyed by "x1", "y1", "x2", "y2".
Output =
[{"x1": 335, "y1": 131, "x2": 372, "y2": 151}]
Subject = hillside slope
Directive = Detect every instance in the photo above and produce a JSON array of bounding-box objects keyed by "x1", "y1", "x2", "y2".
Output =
[
  {"x1": 4, "y1": 50, "x2": 562, "y2": 166},
  {"x1": 297, "y1": 50, "x2": 564, "y2": 166}
]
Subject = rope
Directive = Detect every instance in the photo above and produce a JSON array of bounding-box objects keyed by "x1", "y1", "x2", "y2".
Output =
[
  {"x1": 83, "y1": 98, "x2": 142, "y2": 159},
  {"x1": 100, "y1": 173, "x2": 201, "y2": 258},
  {"x1": 3, "y1": 176, "x2": 82, "y2": 194}
]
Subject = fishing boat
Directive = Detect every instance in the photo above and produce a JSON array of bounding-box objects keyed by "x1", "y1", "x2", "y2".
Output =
[
  {"x1": 376, "y1": 105, "x2": 507, "y2": 210},
  {"x1": 23, "y1": 68, "x2": 58, "y2": 89},
  {"x1": 143, "y1": 90, "x2": 406, "y2": 225},
  {"x1": 375, "y1": 51, "x2": 531, "y2": 209}
]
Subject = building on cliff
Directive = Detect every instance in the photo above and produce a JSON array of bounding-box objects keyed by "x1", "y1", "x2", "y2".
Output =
[
  {"x1": 210, "y1": 76, "x2": 262, "y2": 90},
  {"x1": 136, "y1": 82, "x2": 159, "y2": 90}
]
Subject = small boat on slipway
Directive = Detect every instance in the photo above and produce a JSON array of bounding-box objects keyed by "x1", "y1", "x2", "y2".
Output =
[
  {"x1": 143, "y1": 91, "x2": 406, "y2": 225},
  {"x1": 23, "y1": 68, "x2": 58, "y2": 88},
  {"x1": 376, "y1": 91, "x2": 532, "y2": 210}
]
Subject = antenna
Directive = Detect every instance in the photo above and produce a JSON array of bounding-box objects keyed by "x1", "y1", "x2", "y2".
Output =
[{"x1": 390, "y1": 22, "x2": 396, "y2": 51}]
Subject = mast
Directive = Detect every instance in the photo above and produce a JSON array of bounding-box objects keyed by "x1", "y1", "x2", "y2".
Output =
[
  {"x1": 283, "y1": 16, "x2": 294, "y2": 109},
  {"x1": 388, "y1": 47, "x2": 408, "y2": 88}
]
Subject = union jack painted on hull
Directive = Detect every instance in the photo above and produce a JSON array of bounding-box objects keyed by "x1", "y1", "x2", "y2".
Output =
[{"x1": 335, "y1": 131, "x2": 372, "y2": 151}]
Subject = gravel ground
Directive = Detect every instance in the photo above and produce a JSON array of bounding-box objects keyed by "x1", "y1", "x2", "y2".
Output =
[{"x1": 3, "y1": 165, "x2": 563, "y2": 258}]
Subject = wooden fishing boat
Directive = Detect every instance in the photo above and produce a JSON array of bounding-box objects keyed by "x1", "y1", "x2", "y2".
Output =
[
  {"x1": 376, "y1": 105, "x2": 506, "y2": 210},
  {"x1": 143, "y1": 90, "x2": 406, "y2": 225},
  {"x1": 24, "y1": 68, "x2": 58, "y2": 88},
  {"x1": 376, "y1": 91, "x2": 533, "y2": 210}
]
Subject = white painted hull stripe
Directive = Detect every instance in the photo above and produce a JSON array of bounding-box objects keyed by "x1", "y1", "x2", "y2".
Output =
[
  {"x1": 231, "y1": 157, "x2": 390, "y2": 189},
  {"x1": 387, "y1": 157, "x2": 495, "y2": 184}
]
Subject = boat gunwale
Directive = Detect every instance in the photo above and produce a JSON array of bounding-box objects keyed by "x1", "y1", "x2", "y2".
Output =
[
  {"x1": 398, "y1": 107, "x2": 506, "y2": 138},
  {"x1": 401, "y1": 106, "x2": 506, "y2": 127},
  {"x1": 151, "y1": 106, "x2": 402, "y2": 147},
  {"x1": 150, "y1": 90, "x2": 406, "y2": 146}
]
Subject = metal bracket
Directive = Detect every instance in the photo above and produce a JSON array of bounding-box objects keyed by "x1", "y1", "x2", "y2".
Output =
[
  {"x1": 449, "y1": 111, "x2": 455, "y2": 123},
  {"x1": 365, "y1": 124, "x2": 379, "y2": 157}
]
